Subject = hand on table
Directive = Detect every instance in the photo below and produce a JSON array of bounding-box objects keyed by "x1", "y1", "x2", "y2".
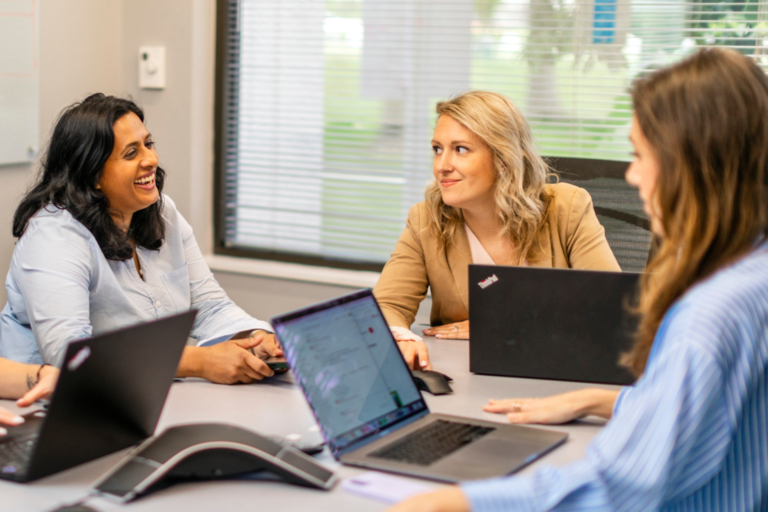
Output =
[
  {"x1": 422, "y1": 321, "x2": 469, "y2": 340},
  {"x1": 184, "y1": 336, "x2": 276, "y2": 384},
  {"x1": 0, "y1": 365, "x2": 60, "y2": 435},
  {"x1": 395, "y1": 339, "x2": 433, "y2": 371},
  {"x1": 248, "y1": 330, "x2": 283, "y2": 360},
  {"x1": 0, "y1": 407, "x2": 24, "y2": 435},
  {"x1": 17, "y1": 364, "x2": 59, "y2": 407},
  {"x1": 385, "y1": 488, "x2": 470, "y2": 512},
  {"x1": 483, "y1": 389, "x2": 620, "y2": 424}
]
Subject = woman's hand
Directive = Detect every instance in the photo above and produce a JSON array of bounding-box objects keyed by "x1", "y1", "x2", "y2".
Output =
[
  {"x1": 0, "y1": 407, "x2": 25, "y2": 435},
  {"x1": 248, "y1": 331, "x2": 283, "y2": 360},
  {"x1": 179, "y1": 338, "x2": 275, "y2": 384},
  {"x1": 396, "y1": 340, "x2": 432, "y2": 370},
  {"x1": 483, "y1": 389, "x2": 620, "y2": 424},
  {"x1": 16, "y1": 365, "x2": 59, "y2": 408},
  {"x1": 0, "y1": 364, "x2": 60, "y2": 435},
  {"x1": 422, "y1": 321, "x2": 469, "y2": 340},
  {"x1": 385, "y1": 488, "x2": 470, "y2": 512}
]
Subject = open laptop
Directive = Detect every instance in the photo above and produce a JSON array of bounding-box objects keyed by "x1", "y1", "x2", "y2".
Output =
[
  {"x1": 271, "y1": 289, "x2": 567, "y2": 483},
  {"x1": 0, "y1": 311, "x2": 196, "y2": 482},
  {"x1": 469, "y1": 265, "x2": 639, "y2": 385}
]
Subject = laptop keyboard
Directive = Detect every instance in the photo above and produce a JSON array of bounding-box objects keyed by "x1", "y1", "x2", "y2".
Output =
[
  {"x1": 0, "y1": 432, "x2": 37, "y2": 479},
  {"x1": 369, "y1": 420, "x2": 494, "y2": 466}
]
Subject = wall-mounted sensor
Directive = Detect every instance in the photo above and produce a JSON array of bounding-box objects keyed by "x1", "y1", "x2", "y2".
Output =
[{"x1": 138, "y1": 46, "x2": 166, "y2": 89}]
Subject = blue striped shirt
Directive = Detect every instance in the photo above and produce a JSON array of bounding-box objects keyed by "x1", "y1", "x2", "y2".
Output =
[{"x1": 462, "y1": 243, "x2": 768, "y2": 511}]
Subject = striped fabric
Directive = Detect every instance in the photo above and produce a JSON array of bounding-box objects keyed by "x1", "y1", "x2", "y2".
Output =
[{"x1": 462, "y1": 243, "x2": 768, "y2": 512}]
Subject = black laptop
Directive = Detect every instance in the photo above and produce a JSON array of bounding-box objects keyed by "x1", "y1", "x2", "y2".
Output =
[
  {"x1": 271, "y1": 289, "x2": 567, "y2": 483},
  {"x1": 469, "y1": 265, "x2": 639, "y2": 385},
  {"x1": 0, "y1": 311, "x2": 196, "y2": 482}
]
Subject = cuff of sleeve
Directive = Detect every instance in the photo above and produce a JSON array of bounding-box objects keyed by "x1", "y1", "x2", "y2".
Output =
[
  {"x1": 612, "y1": 386, "x2": 631, "y2": 417},
  {"x1": 197, "y1": 320, "x2": 274, "y2": 347},
  {"x1": 389, "y1": 325, "x2": 423, "y2": 342},
  {"x1": 462, "y1": 475, "x2": 538, "y2": 512}
]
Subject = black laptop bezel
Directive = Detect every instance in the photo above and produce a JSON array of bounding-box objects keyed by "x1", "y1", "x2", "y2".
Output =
[
  {"x1": 9, "y1": 311, "x2": 197, "y2": 482},
  {"x1": 270, "y1": 289, "x2": 429, "y2": 458},
  {"x1": 468, "y1": 264, "x2": 639, "y2": 385}
]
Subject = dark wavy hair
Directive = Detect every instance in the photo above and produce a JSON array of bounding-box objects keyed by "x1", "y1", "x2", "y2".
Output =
[{"x1": 13, "y1": 93, "x2": 166, "y2": 261}]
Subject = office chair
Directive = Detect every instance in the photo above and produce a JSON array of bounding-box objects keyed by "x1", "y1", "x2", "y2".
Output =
[{"x1": 546, "y1": 157, "x2": 653, "y2": 273}]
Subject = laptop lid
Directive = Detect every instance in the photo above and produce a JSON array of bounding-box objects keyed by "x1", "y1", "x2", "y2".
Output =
[
  {"x1": 25, "y1": 311, "x2": 196, "y2": 480},
  {"x1": 469, "y1": 265, "x2": 638, "y2": 385},
  {"x1": 271, "y1": 290, "x2": 427, "y2": 457}
]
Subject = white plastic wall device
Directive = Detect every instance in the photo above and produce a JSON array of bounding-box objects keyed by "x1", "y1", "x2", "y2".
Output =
[{"x1": 138, "y1": 46, "x2": 166, "y2": 89}]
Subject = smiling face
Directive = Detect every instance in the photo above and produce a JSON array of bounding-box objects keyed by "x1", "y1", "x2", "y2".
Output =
[
  {"x1": 626, "y1": 115, "x2": 663, "y2": 236},
  {"x1": 97, "y1": 112, "x2": 159, "y2": 230},
  {"x1": 431, "y1": 114, "x2": 496, "y2": 212}
]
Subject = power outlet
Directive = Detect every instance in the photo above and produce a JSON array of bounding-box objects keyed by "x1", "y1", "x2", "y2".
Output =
[{"x1": 138, "y1": 46, "x2": 166, "y2": 89}]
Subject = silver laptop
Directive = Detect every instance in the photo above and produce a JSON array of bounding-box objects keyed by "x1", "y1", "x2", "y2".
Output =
[{"x1": 271, "y1": 289, "x2": 567, "y2": 483}]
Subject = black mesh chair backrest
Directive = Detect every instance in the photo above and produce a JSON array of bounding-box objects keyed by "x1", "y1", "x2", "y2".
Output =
[{"x1": 546, "y1": 157, "x2": 652, "y2": 273}]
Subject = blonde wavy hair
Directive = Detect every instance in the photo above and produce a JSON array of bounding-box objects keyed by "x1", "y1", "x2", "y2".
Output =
[{"x1": 425, "y1": 90, "x2": 553, "y2": 264}]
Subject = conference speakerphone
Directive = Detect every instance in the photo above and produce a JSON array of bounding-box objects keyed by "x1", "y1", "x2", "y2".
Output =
[{"x1": 93, "y1": 423, "x2": 337, "y2": 502}]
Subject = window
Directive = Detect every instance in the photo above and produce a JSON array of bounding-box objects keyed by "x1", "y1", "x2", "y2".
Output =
[{"x1": 214, "y1": 0, "x2": 768, "y2": 269}]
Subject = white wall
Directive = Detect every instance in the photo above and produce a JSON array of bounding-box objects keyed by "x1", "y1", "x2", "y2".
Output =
[
  {"x1": 0, "y1": 0, "x2": 124, "y2": 306},
  {"x1": 0, "y1": 0, "x2": 427, "y2": 323}
]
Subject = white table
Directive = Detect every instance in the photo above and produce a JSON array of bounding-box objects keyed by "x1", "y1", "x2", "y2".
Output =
[{"x1": 0, "y1": 336, "x2": 619, "y2": 512}]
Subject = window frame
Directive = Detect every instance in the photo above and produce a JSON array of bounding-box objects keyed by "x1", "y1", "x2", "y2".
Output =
[{"x1": 213, "y1": 0, "x2": 385, "y2": 272}]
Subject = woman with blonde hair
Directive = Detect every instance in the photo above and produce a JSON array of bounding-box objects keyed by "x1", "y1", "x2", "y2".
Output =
[
  {"x1": 374, "y1": 90, "x2": 620, "y2": 369},
  {"x1": 389, "y1": 48, "x2": 768, "y2": 511}
]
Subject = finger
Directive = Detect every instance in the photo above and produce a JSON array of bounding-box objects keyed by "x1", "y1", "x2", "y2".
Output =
[
  {"x1": 244, "y1": 352, "x2": 274, "y2": 380},
  {"x1": 400, "y1": 345, "x2": 419, "y2": 370},
  {"x1": 506, "y1": 408, "x2": 562, "y2": 425},
  {"x1": 415, "y1": 344, "x2": 432, "y2": 371},
  {"x1": 483, "y1": 403, "x2": 513, "y2": 413},
  {"x1": 435, "y1": 330, "x2": 468, "y2": 339},
  {"x1": 423, "y1": 325, "x2": 451, "y2": 334},
  {"x1": 0, "y1": 408, "x2": 25, "y2": 427},
  {"x1": 17, "y1": 379, "x2": 55, "y2": 407}
]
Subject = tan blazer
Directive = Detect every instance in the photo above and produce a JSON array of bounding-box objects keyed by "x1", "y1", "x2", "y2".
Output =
[{"x1": 373, "y1": 183, "x2": 621, "y2": 328}]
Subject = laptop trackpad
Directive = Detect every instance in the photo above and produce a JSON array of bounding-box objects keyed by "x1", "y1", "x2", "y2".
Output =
[{"x1": 442, "y1": 437, "x2": 542, "y2": 477}]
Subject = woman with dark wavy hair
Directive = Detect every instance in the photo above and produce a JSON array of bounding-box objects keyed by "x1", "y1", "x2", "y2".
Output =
[
  {"x1": 0, "y1": 94, "x2": 281, "y2": 385},
  {"x1": 388, "y1": 48, "x2": 768, "y2": 512}
]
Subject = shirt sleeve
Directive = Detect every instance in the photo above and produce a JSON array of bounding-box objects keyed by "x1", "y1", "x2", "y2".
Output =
[
  {"x1": 175, "y1": 209, "x2": 272, "y2": 342},
  {"x1": 563, "y1": 187, "x2": 622, "y2": 272},
  {"x1": 461, "y1": 331, "x2": 730, "y2": 512},
  {"x1": 14, "y1": 219, "x2": 95, "y2": 367},
  {"x1": 373, "y1": 204, "x2": 430, "y2": 328}
]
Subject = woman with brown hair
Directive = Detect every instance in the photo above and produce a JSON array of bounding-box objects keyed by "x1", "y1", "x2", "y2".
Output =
[
  {"x1": 374, "y1": 91, "x2": 620, "y2": 369},
  {"x1": 387, "y1": 48, "x2": 768, "y2": 512}
]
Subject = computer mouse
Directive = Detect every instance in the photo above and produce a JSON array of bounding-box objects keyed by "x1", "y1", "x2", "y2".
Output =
[{"x1": 411, "y1": 370, "x2": 453, "y2": 395}]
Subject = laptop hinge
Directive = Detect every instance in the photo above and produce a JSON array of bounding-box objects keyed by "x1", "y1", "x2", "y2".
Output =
[{"x1": 333, "y1": 409, "x2": 430, "y2": 458}]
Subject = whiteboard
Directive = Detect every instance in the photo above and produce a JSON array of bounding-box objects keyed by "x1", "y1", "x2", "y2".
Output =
[{"x1": 0, "y1": 0, "x2": 39, "y2": 166}]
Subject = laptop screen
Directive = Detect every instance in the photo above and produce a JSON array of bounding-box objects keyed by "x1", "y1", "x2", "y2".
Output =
[{"x1": 272, "y1": 290, "x2": 426, "y2": 452}]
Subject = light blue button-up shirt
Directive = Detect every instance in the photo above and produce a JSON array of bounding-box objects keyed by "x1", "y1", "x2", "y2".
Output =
[
  {"x1": 0, "y1": 196, "x2": 271, "y2": 367},
  {"x1": 462, "y1": 243, "x2": 768, "y2": 511}
]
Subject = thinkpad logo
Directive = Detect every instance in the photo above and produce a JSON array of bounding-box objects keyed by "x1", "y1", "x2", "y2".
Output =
[
  {"x1": 477, "y1": 274, "x2": 499, "y2": 289},
  {"x1": 67, "y1": 346, "x2": 91, "y2": 371}
]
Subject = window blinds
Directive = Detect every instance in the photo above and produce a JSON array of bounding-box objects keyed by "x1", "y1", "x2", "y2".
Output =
[{"x1": 218, "y1": 0, "x2": 768, "y2": 267}]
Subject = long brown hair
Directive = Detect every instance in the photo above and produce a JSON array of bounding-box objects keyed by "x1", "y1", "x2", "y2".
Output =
[
  {"x1": 425, "y1": 91, "x2": 552, "y2": 263},
  {"x1": 624, "y1": 48, "x2": 768, "y2": 376}
]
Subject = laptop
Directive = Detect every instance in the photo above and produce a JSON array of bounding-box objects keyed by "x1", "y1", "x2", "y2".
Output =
[
  {"x1": 0, "y1": 311, "x2": 196, "y2": 482},
  {"x1": 469, "y1": 265, "x2": 639, "y2": 385},
  {"x1": 271, "y1": 289, "x2": 567, "y2": 483}
]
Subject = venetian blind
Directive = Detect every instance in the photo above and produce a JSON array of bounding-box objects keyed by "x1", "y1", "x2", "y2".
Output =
[{"x1": 218, "y1": 0, "x2": 768, "y2": 267}]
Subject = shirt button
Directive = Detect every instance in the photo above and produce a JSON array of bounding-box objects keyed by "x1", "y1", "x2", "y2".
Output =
[{"x1": 155, "y1": 300, "x2": 162, "y2": 307}]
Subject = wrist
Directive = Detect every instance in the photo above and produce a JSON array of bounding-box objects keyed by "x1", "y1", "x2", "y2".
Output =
[
  {"x1": 178, "y1": 346, "x2": 204, "y2": 379},
  {"x1": 579, "y1": 389, "x2": 619, "y2": 419}
]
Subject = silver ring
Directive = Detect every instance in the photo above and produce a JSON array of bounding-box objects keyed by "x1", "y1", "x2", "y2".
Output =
[{"x1": 454, "y1": 325, "x2": 459, "y2": 332}]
